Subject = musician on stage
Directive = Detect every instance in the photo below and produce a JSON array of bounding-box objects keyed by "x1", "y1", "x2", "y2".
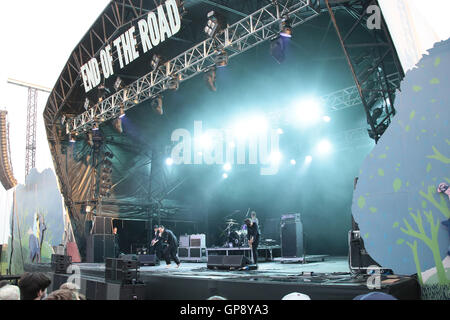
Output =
[
  {"x1": 149, "y1": 225, "x2": 162, "y2": 259},
  {"x1": 158, "y1": 225, "x2": 181, "y2": 268},
  {"x1": 244, "y1": 218, "x2": 260, "y2": 266},
  {"x1": 250, "y1": 211, "x2": 261, "y2": 234}
]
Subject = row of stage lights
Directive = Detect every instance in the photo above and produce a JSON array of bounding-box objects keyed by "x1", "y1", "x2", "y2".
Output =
[
  {"x1": 165, "y1": 137, "x2": 332, "y2": 180},
  {"x1": 64, "y1": 8, "x2": 296, "y2": 142}
]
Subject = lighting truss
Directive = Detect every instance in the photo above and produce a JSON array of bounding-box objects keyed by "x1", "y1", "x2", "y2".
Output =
[
  {"x1": 321, "y1": 73, "x2": 400, "y2": 112},
  {"x1": 69, "y1": 0, "x2": 320, "y2": 134}
]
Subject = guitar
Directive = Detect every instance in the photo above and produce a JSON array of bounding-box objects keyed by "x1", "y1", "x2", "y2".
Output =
[
  {"x1": 151, "y1": 238, "x2": 159, "y2": 246},
  {"x1": 248, "y1": 237, "x2": 254, "y2": 248}
]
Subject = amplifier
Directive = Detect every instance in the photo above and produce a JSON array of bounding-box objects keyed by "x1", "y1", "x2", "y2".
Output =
[
  {"x1": 178, "y1": 247, "x2": 189, "y2": 258},
  {"x1": 281, "y1": 213, "x2": 300, "y2": 223},
  {"x1": 179, "y1": 235, "x2": 190, "y2": 247},
  {"x1": 189, "y1": 234, "x2": 206, "y2": 248}
]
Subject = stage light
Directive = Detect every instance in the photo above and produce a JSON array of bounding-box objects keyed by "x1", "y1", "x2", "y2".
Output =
[
  {"x1": 214, "y1": 50, "x2": 228, "y2": 67},
  {"x1": 269, "y1": 151, "x2": 282, "y2": 164},
  {"x1": 92, "y1": 123, "x2": 99, "y2": 131},
  {"x1": 280, "y1": 17, "x2": 292, "y2": 38},
  {"x1": 97, "y1": 84, "x2": 110, "y2": 102},
  {"x1": 317, "y1": 140, "x2": 332, "y2": 154},
  {"x1": 165, "y1": 157, "x2": 174, "y2": 166},
  {"x1": 204, "y1": 11, "x2": 225, "y2": 38},
  {"x1": 152, "y1": 95, "x2": 164, "y2": 115},
  {"x1": 294, "y1": 98, "x2": 323, "y2": 125},
  {"x1": 222, "y1": 173, "x2": 229, "y2": 179},
  {"x1": 114, "y1": 77, "x2": 124, "y2": 91},
  {"x1": 205, "y1": 68, "x2": 216, "y2": 91},
  {"x1": 223, "y1": 163, "x2": 232, "y2": 172},
  {"x1": 305, "y1": 155, "x2": 313, "y2": 164},
  {"x1": 151, "y1": 54, "x2": 161, "y2": 70},
  {"x1": 69, "y1": 133, "x2": 76, "y2": 143},
  {"x1": 323, "y1": 115, "x2": 331, "y2": 123},
  {"x1": 248, "y1": 115, "x2": 268, "y2": 134},
  {"x1": 270, "y1": 35, "x2": 286, "y2": 64},
  {"x1": 84, "y1": 98, "x2": 90, "y2": 110},
  {"x1": 167, "y1": 74, "x2": 180, "y2": 90},
  {"x1": 105, "y1": 152, "x2": 114, "y2": 159},
  {"x1": 290, "y1": 159, "x2": 296, "y2": 165},
  {"x1": 277, "y1": 128, "x2": 284, "y2": 135},
  {"x1": 119, "y1": 105, "x2": 125, "y2": 118}
]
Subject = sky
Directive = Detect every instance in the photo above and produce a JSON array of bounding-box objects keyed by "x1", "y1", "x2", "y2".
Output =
[{"x1": 1, "y1": 0, "x2": 450, "y2": 244}]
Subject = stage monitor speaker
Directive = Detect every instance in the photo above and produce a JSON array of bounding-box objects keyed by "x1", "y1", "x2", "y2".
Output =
[
  {"x1": 207, "y1": 255, "x2": 225, "y2": 269},
  {"x1": 91, "y1": 216, "x2": 113, "y2": 234},
  {"x1": 86, "y1": 234, "x2": 116, "y2": 263},
  {"x1": 207, "y1": 255, "x2": 251, "y2": 270},
  {"x1": 137, "y1": 254, "x2": 160, "y2": 266},
  {"x1": 178, "y1": 247, "x2": 189, "y2": 258},
  {"x1": 281, "y1": 215, "x2": 304, "y2": 258}
]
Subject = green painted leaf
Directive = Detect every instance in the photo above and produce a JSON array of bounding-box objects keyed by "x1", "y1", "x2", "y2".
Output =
[
  {"x1": 434, "y1": 57, "x2": 441, "y2": 67},
  {"x1": 422, "y1": 200, "x2": 427, "y2": 209},
  {"x1": 393, "y1": 178, "x2": 402, "y2": 192},
  {"x1": 393, "y1": 222, "x2": 399, "y2": 228},
  {"x1": 379, "y1": 154, "x2": 387, "y2": 159},
  {"x1": 369, "y1": 207, "x2": 377, "y2": 213},
  {"x1": 358, "y1": 196, "x2": 366, "y2": 209},
  {"x1": 426, "y1": 163, "x2": 432, "y2": 173},
  {"x1": 396, "y1": 238, "x2": 405, "y2": 245},
  {"x1": 405, "y1": 125, "x2": 411, "y2": 132},
  {"x1": 413, "y1": 85, "x2": 422, "y2": 92},
  {"x1": 430, "y1": 78, "x2": 440, "y2": 85},
  {"x1": 378, "y1": 169, "x2": 385, "y2": 176},
  {"x1": 410, "y1": 110, "x2": 416, "y2": 120}
]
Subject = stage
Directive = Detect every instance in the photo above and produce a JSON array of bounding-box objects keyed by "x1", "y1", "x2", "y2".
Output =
[{"x1": 25, "y1": 256, "x2": 421, "y2": 300}]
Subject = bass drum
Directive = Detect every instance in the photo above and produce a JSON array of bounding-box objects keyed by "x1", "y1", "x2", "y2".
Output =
[{"x1": 227, "y1": 231, "x2": 241, "y2": 248}]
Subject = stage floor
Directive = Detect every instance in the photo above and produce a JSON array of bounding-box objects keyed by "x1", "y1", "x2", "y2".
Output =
[
  {"x1": 78, "y1": 256, "x2": 349, "y2": 280},
  {"x1": 26, "y1": 255, "x2": 421, "y2": 300}
]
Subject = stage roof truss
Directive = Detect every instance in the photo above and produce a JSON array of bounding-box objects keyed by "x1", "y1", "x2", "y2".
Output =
[{"x1": 68, "y1": 0, "x2": 320, "y2": 134}]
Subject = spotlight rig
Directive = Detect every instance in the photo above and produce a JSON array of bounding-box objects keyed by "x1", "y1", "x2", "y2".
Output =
[{"x1": 204, "y1": 11, "x2": 226, "y2": 38}]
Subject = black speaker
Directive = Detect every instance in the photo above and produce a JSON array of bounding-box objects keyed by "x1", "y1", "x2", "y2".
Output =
[
  {"x1": 349, "y1": 230, "x2": 380, "y2": 272},
  {"x1": 137, "y1": 254, "x2": 160, "y2": 266},
  {"x1": 105, "y1": 258, "x2": 140, "y2": 284},
  {"x1": 281, "y1": 215, "x2": 304, "y2": 258},
  {"x1": 119, "y1": 284, "x2": 147, "y2": 300},
  {"x1": 190, "y1": 248, "x2": 201, "y2": 258},
  {"x1": 207, "y1": 255, "x2": 251, "y2": 270},
  {"x1": 207, "y1": 255, "x2": 225, "y2": 269},
  {"x1": 51, "y1": 254, "x2": 72, "y2": 274},
  {"x1": 86, "y1": 234, "x2": 116, "y2": 263},
  {"x1": 91, "y1": 216, "x2": 113, "y2": 234},
  {"x1": 178, "y1": 247, "x2": 189, "y2": 258}
]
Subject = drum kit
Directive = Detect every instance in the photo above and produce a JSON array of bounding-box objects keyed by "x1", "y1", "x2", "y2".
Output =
[{"x1": 222, "y1": 218, "x2": 248, "y2": 248}]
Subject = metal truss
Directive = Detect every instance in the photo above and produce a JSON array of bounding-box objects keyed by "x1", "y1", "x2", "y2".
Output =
[
  {"x1": 68, "y1": 0, "x2": 320, "y2": 134},
  {"x1": 25, "y1": 88, "x2": 38, "y2": 177},
  {"x1": 321, "y1": 72, "x2": 400, "y2": 112},
  {"x1": 325, "y1": 0, "x2": 404, "y2": 142}
]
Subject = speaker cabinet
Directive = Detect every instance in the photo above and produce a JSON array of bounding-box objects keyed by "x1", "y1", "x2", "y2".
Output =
[
  {"x1": 178, "y1": 247, "x2": 189, "y2": 258},
  {"x1": 91, "y1": 216, "x2": 113, "y2": 234},
  {"x1": 137, "y1": 254, "x2": 160, "y2": 266},
  {"x1": 86, "y1": 234, "x2": 116, "y2": 263},
  {"x1": 207, "y1": 255, "x2": 251, "y2": 270},
  {"x1": 281, "y1": 215, "x2": 304, "y2": 258}
]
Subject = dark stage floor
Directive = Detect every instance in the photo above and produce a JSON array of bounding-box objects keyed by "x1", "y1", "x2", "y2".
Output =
[{"x1": 25, "y1": 256, "x2": 421, "y2": 300}]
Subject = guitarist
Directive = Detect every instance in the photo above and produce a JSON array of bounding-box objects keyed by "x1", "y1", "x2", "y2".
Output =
[
  {"x1": 149, "y1": 225, "x2": 162, "y2": 259},
  {"x1": 244, "y1": 218, "x2": 260, "y2": 266}
]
